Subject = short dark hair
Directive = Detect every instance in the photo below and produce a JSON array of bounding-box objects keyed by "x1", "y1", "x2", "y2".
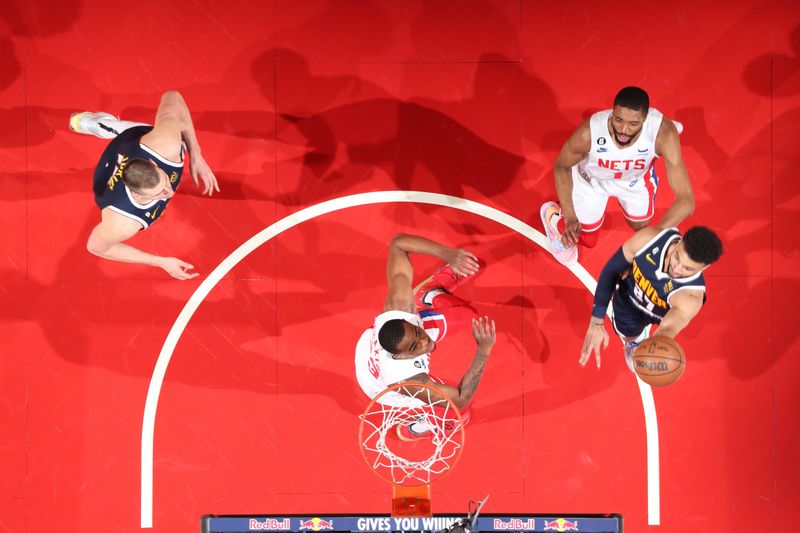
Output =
[
  {"x1": 378, "y1": 319, "x2": 406, "y2": 354},
  {"x1": 682, "y1": 226, "x2": 723, "y2": 265},
  {"x1": 614, "y1": 86, "x2": 650, "y2": 114},
  {"x1": 121, "y1": 158, "x2": 160, "y2": 192}
]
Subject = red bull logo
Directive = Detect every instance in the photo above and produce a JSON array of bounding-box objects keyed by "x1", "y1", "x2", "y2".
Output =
[
  {"x1": 493, "y1": 518, "x2": 536, "y2": 530},
  {"x1": 249, "y1": 518, "x2": 291, "y2": 530},
  {"x1": 299, "y1": 517, "x2": 335, "y2": 531},
  {"x1": 543, "y1": 518, "x2": 579, "y2": 532}
]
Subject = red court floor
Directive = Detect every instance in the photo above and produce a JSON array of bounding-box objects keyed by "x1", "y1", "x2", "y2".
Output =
[{"x1": 1, "y1": 1, "x2": 799, "y2": 532}]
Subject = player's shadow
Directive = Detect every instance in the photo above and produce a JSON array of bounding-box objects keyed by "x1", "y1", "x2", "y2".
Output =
[
  {"x1": 0, "y1": 0, "x2": 82, "y2": 91},
  {"x1": 0, "y1": 36, "x2": 22, "y2": 93},
  {"x1": 29, "y1": 214, "x2": 407, "y2": 409},
  {"x1": 0, "y1": 105, "x2": 80, "y2": 148},
  {"x1": 244, "y1": 47, "x2": 527, "y2": 205},
  {"x1": 656, "y1": 16, "x2": 800, "y2": 373},
  {"x1": 742, "y1": 24, "x2": 800, "y2": 98},
  {"x1": 677, "y1": 106, "x2": 798, "y2": 269},
  {"x1": 167, "y1": 336, "x2": 366, "y2": 415}
]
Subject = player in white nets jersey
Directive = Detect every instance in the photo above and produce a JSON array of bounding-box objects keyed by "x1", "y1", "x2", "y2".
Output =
[{"x1": 540, "y1": 86, "x2": 695, "y2": 266}]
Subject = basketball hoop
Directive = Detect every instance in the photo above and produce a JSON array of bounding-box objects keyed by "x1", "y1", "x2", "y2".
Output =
[{"x1": 358, "y1": 382, "x2": 465, "y2": 517}]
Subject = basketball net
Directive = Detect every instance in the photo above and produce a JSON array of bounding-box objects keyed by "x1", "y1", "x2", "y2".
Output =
[{"x1": 359, "y1": 382, "x2": 465, "y2": 517}]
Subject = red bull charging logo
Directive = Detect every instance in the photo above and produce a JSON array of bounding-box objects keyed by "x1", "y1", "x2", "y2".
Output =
[
  {"x1": 543, "y1": 518, "x2": 579, "y2": 532},
  {"x1": 298, "y1": 517, "x2": 335, "y2": 531}
]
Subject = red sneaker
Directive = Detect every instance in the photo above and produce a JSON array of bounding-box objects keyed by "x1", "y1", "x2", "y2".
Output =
[{"x1": 413, "y1": 263, "x2": 477, "y2": 308}]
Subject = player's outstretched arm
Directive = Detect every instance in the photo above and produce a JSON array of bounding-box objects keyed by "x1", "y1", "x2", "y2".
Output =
[
  {"x1": 396, "y1": 316, "x2": 495, "y2": 410},
  {"x1": 579, "y1": 227, "x2": 660, "y2": 368},
  {"x1": 553, "y1": 120, "x2": 591, "y2": 246},
  {"x1": 383, "y1": 234, "x2": 479, "y2": 313},
  {"x1": 654, "y1": 290, "x2": 703, "y2": 339},
  {"x1": 655, "y1": 119, "x2": 694, "y2": 228},
  {"x1": 141, "y1": 90, "x2": 219, "y2": 196},
  {"x1": 87, "y1": 208, "x2": 199, "y2": 280}
]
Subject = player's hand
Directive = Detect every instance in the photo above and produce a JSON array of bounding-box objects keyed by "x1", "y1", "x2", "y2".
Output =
[
  {"x1": 472, "y1": 316, "x2": 496, "y2": 355},
  {"x1": 159, "y1": 257, "x2": 200, "y2": 280},
  {"x1": 579, "y1": 320, "x2": 609, "y2": 368},
  {"x1": 561, "y1": 216, "x2": 581, "y2": 247},
  {"x1": 442, "y1": 247, "x2": 480, "y2": 277},
  {"x1": 190, "y1": 153, "x2": 220, "y2": 196}
]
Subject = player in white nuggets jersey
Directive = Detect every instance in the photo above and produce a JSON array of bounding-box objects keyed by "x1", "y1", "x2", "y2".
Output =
[
  {"x1": 354, "y1": 233, "x2": 496, "y2": 441},
  {"x1": 540, "y1": 87, "x2": 695, "y2": 265},
  {"x1": 70, "y1": 91, "x2": 219, "y2": 279}
]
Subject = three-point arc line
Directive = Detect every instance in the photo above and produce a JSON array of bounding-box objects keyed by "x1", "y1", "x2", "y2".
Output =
[{"x1": 140, "y1": 191, "x2": 660, "y2": 528}]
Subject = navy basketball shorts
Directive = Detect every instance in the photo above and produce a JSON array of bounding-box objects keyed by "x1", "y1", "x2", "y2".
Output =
[{"x1": 611, "y1": 291, "x2": 658, "y2": 338}]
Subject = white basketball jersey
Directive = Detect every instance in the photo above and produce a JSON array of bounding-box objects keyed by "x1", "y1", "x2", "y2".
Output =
[
  {"x1": 577, "y1": 108, "x2": 663, "y2": 185},
  {"x1": 355, "y1": 310, "x2": 446, "y2": 401}
]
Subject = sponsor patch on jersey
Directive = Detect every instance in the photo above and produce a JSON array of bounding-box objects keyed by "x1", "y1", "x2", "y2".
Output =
[{"x1": 597, "y1": 147, "x2": 608, "y2": 153}]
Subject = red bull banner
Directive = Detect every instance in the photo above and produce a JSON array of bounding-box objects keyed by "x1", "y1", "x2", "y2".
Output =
[{"x1": 201, "y1": 513, "x2": 622, "y2": 533}]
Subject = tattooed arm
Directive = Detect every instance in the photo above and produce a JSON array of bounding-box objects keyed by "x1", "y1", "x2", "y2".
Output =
[{"x1": 397, "y1": 316, "x2": 496, "y2": 410}]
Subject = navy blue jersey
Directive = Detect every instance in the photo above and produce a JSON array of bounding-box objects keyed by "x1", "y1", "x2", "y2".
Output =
[
  {"x1": 92, "y1": 125, "x2": 185, "y2": 229},
  {"x1": 617, "y1": 228, "x2": 706, "y2": 322}
]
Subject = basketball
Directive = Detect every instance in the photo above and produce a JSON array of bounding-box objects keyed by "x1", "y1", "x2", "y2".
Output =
[{"x1": 632, "y1": 336, "x2": 686, "y2": 387}]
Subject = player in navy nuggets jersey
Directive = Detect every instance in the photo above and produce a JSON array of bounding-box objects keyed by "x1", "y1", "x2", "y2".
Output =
[
  {"x1": 355, "y1": 234, "x2": 496, "y2": 440},
  {"x1": 579, "y1": 226, "x2": 722, "y2": 370},
  {"x1": 541, "y1": 86, "x2": 695, "y2": 266},
  {"x1": 71, "y1": 90, "x2": 218, "y2": 279}
]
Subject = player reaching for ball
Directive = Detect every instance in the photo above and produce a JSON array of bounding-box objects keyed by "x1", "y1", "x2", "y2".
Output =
[{"x1": 579, "y1": 225, "x2": 722, "y2": 370}]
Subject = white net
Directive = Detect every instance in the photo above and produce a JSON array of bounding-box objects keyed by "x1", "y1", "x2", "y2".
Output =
[{"x1": 359, "y1": 383, "x2": 465, "y2": 486}]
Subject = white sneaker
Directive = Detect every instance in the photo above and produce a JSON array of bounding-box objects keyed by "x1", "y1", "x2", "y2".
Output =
[
  {"x1": 396, "y1": 416, "x2": 434, "y2": 441},
  {"x1": 623, "y1": 341, "x2": 639, "y2": 372},
  {"x1": 539, "y1": 201, "x2": 578, "y2": 266},
  {"x1": 69, "y1": 112, "x2": 121, "y2": 139}
]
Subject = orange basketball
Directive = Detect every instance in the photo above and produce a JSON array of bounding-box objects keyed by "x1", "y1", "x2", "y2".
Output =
[{"x1": 632, "y1": 336, "x2": 686, "y2": 387}]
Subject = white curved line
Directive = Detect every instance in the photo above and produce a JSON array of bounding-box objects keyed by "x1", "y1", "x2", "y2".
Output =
[
  {"x1": 638, "y1": 378, "x2": 660, "y2": 524},
  {"x1": 140, "y1": 190, "x2": 659, "y2": 527}
]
